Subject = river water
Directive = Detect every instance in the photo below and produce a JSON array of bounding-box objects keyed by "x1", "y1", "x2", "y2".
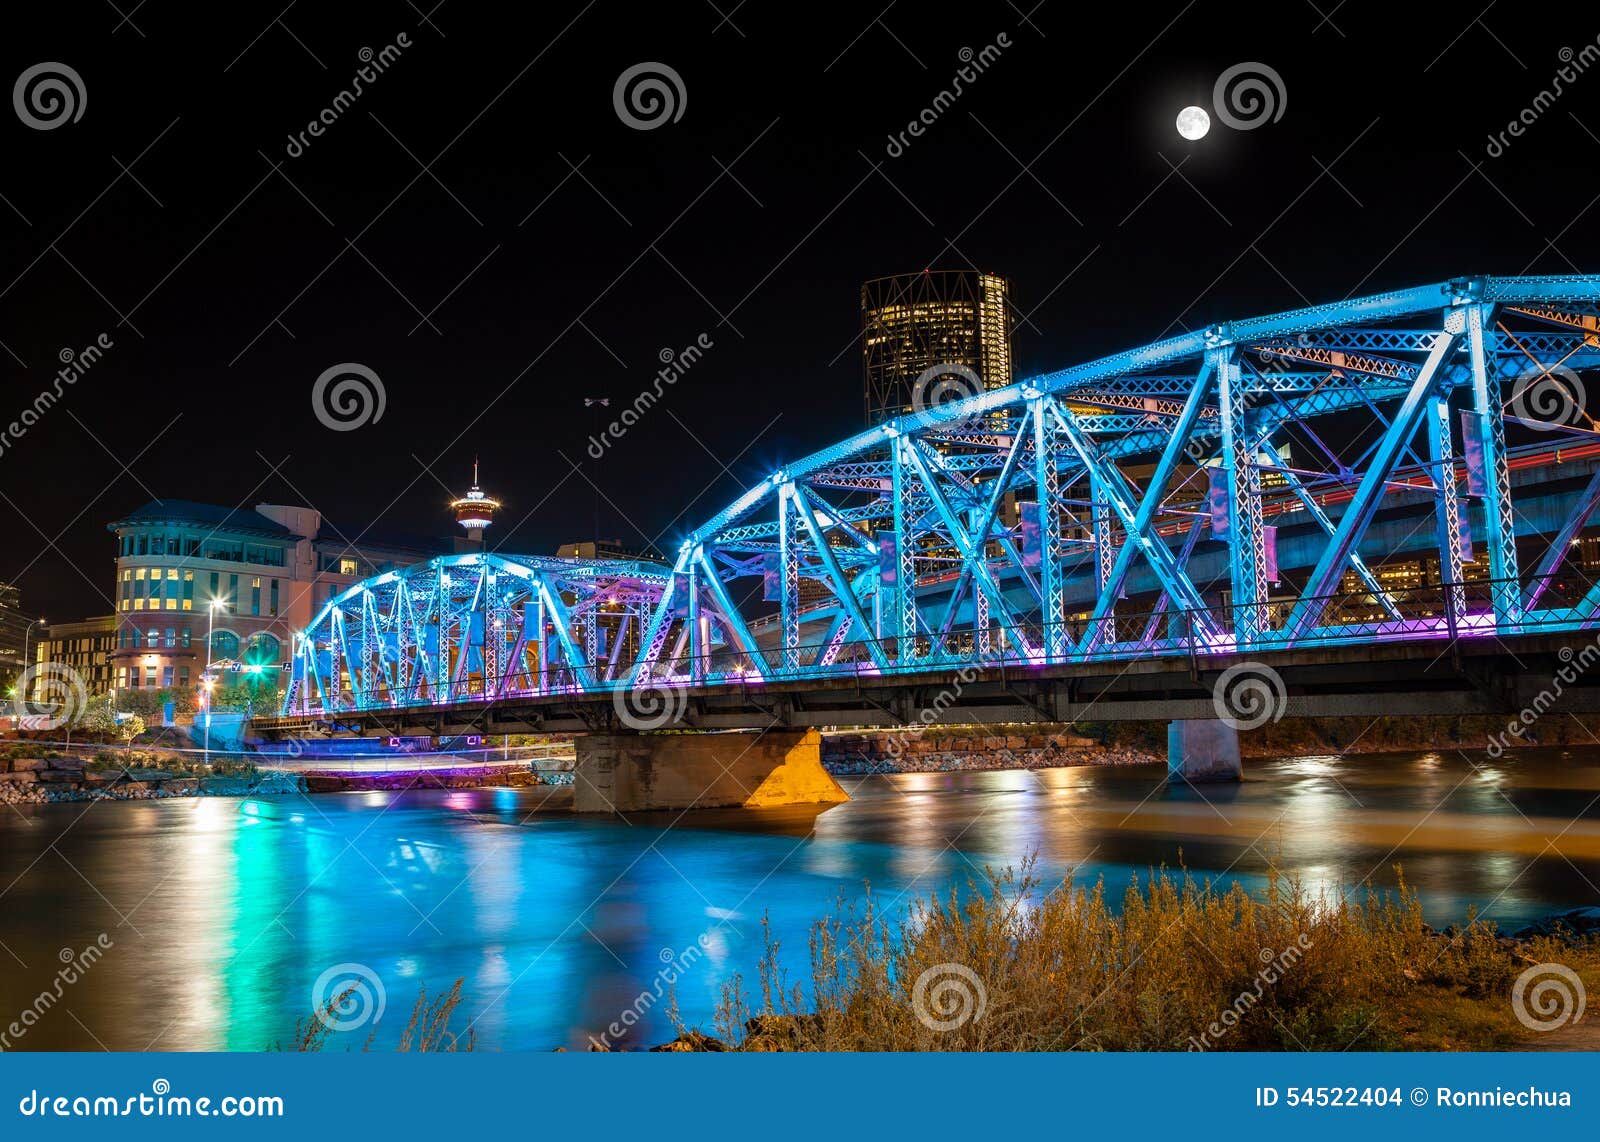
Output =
[{"x1": 1, "y1": 749, "x2": 1597, "y2": 1051}]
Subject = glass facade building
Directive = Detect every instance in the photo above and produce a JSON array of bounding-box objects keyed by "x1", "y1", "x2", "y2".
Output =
[{"x1": 861, "y1": 270, "x2": 1013, "y2": 426}]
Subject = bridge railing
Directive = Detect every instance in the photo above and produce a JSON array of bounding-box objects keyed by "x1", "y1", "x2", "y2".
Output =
[{"x1": 288, "y1": 575, "x2": 1600, "y2": 716}]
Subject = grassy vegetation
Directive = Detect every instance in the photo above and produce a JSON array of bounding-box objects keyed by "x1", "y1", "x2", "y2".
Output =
[
  {"x1": 678, "y1": 861, "x2": 1599, "y2": 1052},
  {"x1": 280, "y1": 979, "x2": 474, "y2": 1052},
  {"x1": 83, "y1": 749, "x2": 262, "y2": 778}
]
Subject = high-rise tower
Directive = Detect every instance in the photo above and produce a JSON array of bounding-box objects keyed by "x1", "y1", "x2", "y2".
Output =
[
  {"x1": 861, "y1": 269, "x2": 1013, "y2": 426},
  {"x1": 450, "y1": 460, "x2": 501, "y2": 545}
]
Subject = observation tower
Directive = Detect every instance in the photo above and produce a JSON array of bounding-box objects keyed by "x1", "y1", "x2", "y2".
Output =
[{"x1": 450, "y1": 460, "x2": 501, "y2": 544}]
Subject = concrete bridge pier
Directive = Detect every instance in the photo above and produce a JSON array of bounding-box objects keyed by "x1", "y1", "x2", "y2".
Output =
[
  {"x1": 573, "y1": 728, "x2": 850, "y2": 813},
  {"x1": 1167, "y1": 719, "x2": 1243, "y2": 783}
]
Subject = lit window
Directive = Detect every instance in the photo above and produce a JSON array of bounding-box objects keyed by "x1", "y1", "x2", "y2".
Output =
[
  {"x1": 135, "y1": 568, "x2": 146, "y2": 580},
  {"x1": 339, "y1": 558, "x2": 359, "y2": 576}
]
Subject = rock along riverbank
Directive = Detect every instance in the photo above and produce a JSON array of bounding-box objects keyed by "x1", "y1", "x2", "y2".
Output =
[
  {"x1": 821, "y1": 729, "x2": 1160, "y2": 775},
  {"x1": 0, "y1": 752, "x2": 306, "y2": 804},
  {"x1": 0, "y1": 751, "x2": 569, "y2": 805}
]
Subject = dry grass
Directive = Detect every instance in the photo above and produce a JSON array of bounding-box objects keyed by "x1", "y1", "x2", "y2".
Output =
[
  {"x1": 279, "y1": 979, "x2": 475, "y2": 1052},
  {"x1": 682, "y1": 860, "x2": 1600, "y2": 1052}
]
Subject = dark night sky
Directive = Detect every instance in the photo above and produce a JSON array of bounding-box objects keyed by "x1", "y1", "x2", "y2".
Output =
[{"x1": 4, "y1": 0, "x2": 1596, "y2": 622}]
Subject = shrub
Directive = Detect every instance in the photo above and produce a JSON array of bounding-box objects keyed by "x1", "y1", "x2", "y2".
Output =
[{"x1": 689, "y1": 861, "x2": 1597, "y2": 1052}]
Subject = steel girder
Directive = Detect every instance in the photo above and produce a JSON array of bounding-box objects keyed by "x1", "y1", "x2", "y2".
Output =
[
  {"x1": 286, "y1": 275, "x2": 1600, "y2": 719},
  {"x1": 286, "y1": 552, "x2": 672, "y2": 714}
]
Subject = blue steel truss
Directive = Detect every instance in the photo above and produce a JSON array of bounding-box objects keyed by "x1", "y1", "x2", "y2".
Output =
[{"x1": 286, "y1": 275, "x2": 1600, "y2": 717}]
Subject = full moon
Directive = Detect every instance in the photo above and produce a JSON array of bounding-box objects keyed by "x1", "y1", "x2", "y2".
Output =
[{"x1": 1176, "y1": 105, "x2": 1210, "y2": 141}]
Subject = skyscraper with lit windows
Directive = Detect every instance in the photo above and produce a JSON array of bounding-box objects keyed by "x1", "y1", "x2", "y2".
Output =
[{"x1": 861, "y1": 269, "x2": 1013, "y2": 426}]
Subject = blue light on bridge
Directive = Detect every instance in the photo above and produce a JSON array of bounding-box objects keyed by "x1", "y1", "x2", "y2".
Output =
[{"x1": 279, "y1": 276, "x2": 1600, "y2": 720}]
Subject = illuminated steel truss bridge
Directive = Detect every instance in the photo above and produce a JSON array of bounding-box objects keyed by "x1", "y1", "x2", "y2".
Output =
[{"x1": 283, "y1": 275, "x2": 1600, "y2": 726}]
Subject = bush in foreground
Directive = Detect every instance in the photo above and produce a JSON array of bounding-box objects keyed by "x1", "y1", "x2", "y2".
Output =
[{"x1": 678, "y1": 862, "x2": 1598, "y2": 1052}]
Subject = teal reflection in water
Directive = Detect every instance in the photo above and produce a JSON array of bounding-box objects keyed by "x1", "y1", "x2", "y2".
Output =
[{"x1": 223, "y1": 798, "x2": 297, "y2": 1048}]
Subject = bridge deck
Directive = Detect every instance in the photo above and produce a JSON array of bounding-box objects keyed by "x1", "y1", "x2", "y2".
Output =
[{"x1": 253, "y1": 628, "x2": 1600, "y2": 737}]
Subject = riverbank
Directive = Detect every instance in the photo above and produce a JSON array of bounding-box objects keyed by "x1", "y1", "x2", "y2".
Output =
[
  {"x1": 819, "y1": 713, "x2": 1600, "y2": 776},
  {"x1": 300, "y1": 764, "x2": 557, "y2": 793},
  {"x1": 639, "y1": 866, "x2": 1600, "y2": 1053},
  {"x1": 0, "y1": 747, "x2": 567, "y2": 805},
  {"x1": 0, "y1": 751, "x2": 307, "y2": 803},
  {"x1": 822, "y1": 729, "x2": 1159, "y2": 775},
  {"x1": 3, "y1": 710, "x2": 1590, "y2": 806},
  {"x1": 1232, "y1": 715, "x2": 1600, "y2": 758}
]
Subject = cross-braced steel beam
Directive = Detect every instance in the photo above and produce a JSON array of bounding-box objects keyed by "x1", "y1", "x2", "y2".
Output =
[{"x1": 284, "y1": 276, "x2": 1600, "y2": 722}]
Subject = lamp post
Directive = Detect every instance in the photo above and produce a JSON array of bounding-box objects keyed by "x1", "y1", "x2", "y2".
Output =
[
  {"x1": 202, "y1": 599, "x2": 227, "y2": 766},
  {"x1": 19, "y1": 617, "x2": 44, "y2": 699}
]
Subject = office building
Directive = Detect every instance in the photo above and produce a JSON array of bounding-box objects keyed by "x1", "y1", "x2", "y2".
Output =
[
  {"x1": 105, "y1": 500, "x2": 449, "y2": 691},
  {"x1": 862, "y1": 269, "x2": 1013, "y2": 426}
]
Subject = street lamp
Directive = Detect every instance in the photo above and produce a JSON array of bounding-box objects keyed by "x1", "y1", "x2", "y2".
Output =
[
  {"x1": 202, "y1": 599, "x2": 228, "y2": 766},
  {"x1": 19, "y1": 617, "x2": 45, "y2": 699}
]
